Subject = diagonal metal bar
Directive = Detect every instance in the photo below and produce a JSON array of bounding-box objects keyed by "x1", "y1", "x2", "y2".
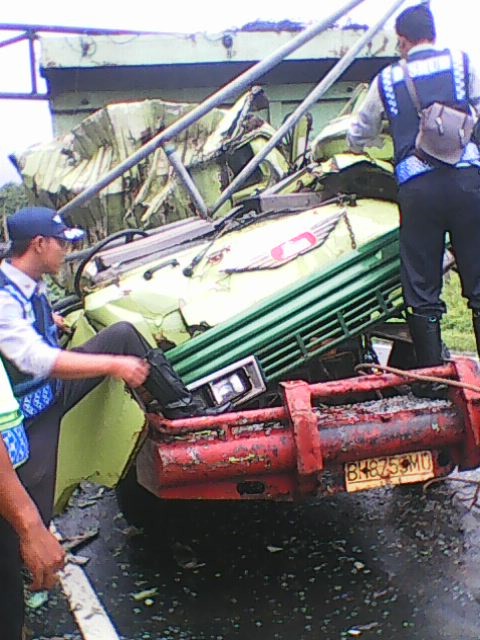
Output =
[
  {"x1": 57, "y1": 0, "x2": 367, "y2": 218},
  {"x1": 164, "y1": 145, "x2": 209, "y2": 220},
  {"x1": 0, "y1": 32, "x2": 28, "y2": 48},
  {"x1": 210, "y1": 0, "x2": 408, "y2": 216}
]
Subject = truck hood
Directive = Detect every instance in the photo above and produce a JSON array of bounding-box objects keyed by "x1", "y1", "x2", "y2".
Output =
[{"x1": 76, "y1": 155, "x2": 397, "y2": 346}]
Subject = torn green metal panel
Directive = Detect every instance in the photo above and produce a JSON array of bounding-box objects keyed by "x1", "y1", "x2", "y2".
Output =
[
  {"x1": 14, "y1": 89, "x2": 286, "y2": 241},
  {"x1": 54, "y1": 313, "x2": 146, "y2": 510},
  {"x1": 40, "y1": 26, "x2": 397, "y2": 135},
  {"x1": 312, "y1": 84, "x2": 394, "y2": 162},
  {"x1": 56, "y1": 378, "x2": 146, "y2": 510},
  {"x1": 15, "y1": 98, "x2": 225, "y2": 239}
]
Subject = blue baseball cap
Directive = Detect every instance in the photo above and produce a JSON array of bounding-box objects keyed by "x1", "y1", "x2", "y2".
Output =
[{"x1": 7, "y1": 207, "x2": 85, "y2": 243}]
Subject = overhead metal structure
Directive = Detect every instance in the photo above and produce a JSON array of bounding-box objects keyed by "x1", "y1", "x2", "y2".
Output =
[
  {"x1": 55, "y1": 0, "x2": 368, "y2": 217},
  {"x1": 0, "y1": 24, "x2": 162, "y2": 100}
]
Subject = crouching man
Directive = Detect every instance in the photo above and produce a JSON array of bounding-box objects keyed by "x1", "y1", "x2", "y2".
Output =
[{"x1": 0, "y1": 207, "x2": 222, "y2": 639}]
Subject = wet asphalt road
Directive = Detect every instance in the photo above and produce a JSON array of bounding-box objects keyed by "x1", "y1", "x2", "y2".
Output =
[{"x1": 27, "y1": 471, "x2": 480, "y2": 640}]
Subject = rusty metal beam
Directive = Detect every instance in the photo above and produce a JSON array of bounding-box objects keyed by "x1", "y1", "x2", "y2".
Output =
[
  {"x1": 140, "y1": 358, "x2": 480, "y2": 501},
  {"x1": 309, "y1": 363, "x2": 457, "y2": 398},
  {"x1": 140, "y1": 406, "x2": 463, "y2": 493}
]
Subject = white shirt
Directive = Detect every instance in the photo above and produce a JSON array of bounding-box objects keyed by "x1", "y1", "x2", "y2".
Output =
[
  {"x1": 347, "y1": 45, "x2": 480, "y2": 152},
  {"x1": 0, "y1": 261, "x2": 60, "y2": 379}
]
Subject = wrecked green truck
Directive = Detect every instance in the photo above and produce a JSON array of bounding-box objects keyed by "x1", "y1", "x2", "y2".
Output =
[{"x1": 8, "y1": 9, "x2": 480, "y2": 519}]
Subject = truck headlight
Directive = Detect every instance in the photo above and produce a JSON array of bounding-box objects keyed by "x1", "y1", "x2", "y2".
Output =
[
  {"x1": 188, "y1": 356, "x2": 266, "y2": 407},
  {"x1": 210, "y1": 372, "x2": 250, "y2": 404}
]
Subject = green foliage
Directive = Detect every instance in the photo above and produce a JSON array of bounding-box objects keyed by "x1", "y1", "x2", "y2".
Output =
[
  {"x1": 441, "y1": 271, "x2": 476, "y2": 354},
  {"x1": 0, "y1": 182, "x2": 29, "y2": 214},
  {"x1": 0, "y1": 183, "x2": 29, "y2": 240}
]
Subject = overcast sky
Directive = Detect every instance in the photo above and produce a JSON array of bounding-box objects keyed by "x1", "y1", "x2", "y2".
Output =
[{"x1": 0, "y1": 0, "x2": 478, "y2": 187}]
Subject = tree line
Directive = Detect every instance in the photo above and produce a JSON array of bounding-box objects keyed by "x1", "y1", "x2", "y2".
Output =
[{"x1": 0, "y1": 182, "x2": 29, "y2": 240}]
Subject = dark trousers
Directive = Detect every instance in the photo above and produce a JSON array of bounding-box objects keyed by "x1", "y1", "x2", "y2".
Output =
[
  {"x1": 399, "y1": 166, "x2": 480, "y2": 315},
  {"x1": 0, "y1": 322, "x2": 151, "y2": 639}
]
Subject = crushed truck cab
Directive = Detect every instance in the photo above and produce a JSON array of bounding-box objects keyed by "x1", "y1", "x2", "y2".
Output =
[
  {"x1": 53, "y1": 153, "x2": 407, "y2": 509},
  {"x1": 48, "y1": 147, "x2": 477, "y2": 515},
  {"x1": 10, "y1": 15, "x2": 480, "y2": 516}
]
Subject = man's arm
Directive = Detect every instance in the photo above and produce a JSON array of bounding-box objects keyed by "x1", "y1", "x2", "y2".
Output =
[
  {"x1": 347, "y1": 76, "x2": 385, "y2": 152},
  {"x1": 0, "y1": 292, "x2": 149, "y2": 388},
  {"x1": 0, "y1": 291, "x2": 61, "y2": 379},
  {"x1": 0, "y1": 439, "x2": 65, "y2": 590},
  {"x1": 51, "y1": 350, "x2": 149, "y2": 388}
]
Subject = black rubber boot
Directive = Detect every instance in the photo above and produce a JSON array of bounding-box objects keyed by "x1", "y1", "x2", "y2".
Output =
[
  {"x1": 407, "y1": 312, "x2": 448, "y2": 399},
  {"x1": 407, "y1": 312, "x2": 443, "y2": 367},
  {"x1": 142, "y1": 349, "x2": 231, "y2": 419},
  {"x1": 142, "y1": 349, "x2": 192, "y2": 406}
]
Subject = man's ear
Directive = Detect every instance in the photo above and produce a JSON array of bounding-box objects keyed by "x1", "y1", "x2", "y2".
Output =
[
  {"x1": 397, "y1": 35, "x2": 411, "y2": 59},
  {"x1": 31, "y1": 236, "x2": 46, "y2": 254}
]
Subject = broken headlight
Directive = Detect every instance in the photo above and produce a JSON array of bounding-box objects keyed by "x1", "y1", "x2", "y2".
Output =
[{"x1": 188, "y1": 356, "x2": 266, "y2": 407}]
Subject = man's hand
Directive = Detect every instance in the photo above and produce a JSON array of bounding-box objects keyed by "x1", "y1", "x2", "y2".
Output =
[
  {"x1": 19, "y1": 522, "x2": 66, "y2": 591},
  {"x1": 109, "y1": 355, "x2": 150, "y2": 388},
  {"x1": 52, "y1": 312, "x2": 72, "y2": 335},
  {"x1": 52, "y1": 351, "x2": 150, "y2": 387}
]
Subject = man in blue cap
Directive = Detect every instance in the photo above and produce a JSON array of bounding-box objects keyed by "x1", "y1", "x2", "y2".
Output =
[{"x1": 0, "y1": 207, "x2": 223, "y2": 639}]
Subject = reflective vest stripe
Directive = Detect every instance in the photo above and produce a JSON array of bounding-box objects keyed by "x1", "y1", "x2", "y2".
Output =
[
  {"x1": 0, "y1": 361, "x2": 29, "y2": 468},
  {"x1": 395, "y1": 142, "x2": 480, "y2": 184},
  {"x1": 0, "y1": 270, "x2": 57, "y2": 418}
]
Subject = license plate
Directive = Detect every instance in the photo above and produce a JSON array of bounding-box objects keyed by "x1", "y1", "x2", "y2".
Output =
[{"x1": 344, "y1": 450, "x2": 434, "y2": 493}]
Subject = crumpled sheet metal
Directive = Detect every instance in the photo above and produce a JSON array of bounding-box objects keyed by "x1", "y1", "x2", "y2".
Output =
[
  {"x1": 13, "y1": 88, "x2": 286, "y2": 242},
  {"x1": 308, "y1": 82, "x2": 394, "y2": 164}
]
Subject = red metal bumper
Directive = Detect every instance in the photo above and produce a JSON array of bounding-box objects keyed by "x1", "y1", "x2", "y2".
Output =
[{"x1": 136, "y1": 358, "x2": 480, "y2": 500}]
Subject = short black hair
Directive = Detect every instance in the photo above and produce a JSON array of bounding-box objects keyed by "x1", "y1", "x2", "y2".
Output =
[
  {"x1": 395, "y1": 4, "x2": 436, "y2": 43},
  {"x1": 8, "y1": 239, "x2": 32, "y2": 258}
]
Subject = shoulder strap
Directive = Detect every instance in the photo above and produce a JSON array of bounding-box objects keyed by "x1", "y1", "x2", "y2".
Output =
[
  {"x1": 0, "y1": 270, "x2": 29, "y2": 319},
  {"x1": 400, "y1": 59, "x2": 422, "y2": 115},
  {"x1": 31, "y1": 288, "x2": 55, "y2": 344}
]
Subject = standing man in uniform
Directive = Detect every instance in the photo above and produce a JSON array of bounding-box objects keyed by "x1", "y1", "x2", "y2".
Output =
[
  {"x1": 0, "y1": 206, "x2": 225, "y2": 639},
  {"x1": 347, "y1": 4, "x2": 480, "y2": 377}
]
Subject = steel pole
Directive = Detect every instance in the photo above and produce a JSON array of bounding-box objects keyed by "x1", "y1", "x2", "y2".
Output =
[
  {"x1": 210, "y1": 0, "x2": 408, "y2": 215},
  {"x1": 165, "y1": 146, "x2": 209, "y2": 220},
  {"x1": 58, "y1": 0, "x2": 366, "y2": 218}
]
